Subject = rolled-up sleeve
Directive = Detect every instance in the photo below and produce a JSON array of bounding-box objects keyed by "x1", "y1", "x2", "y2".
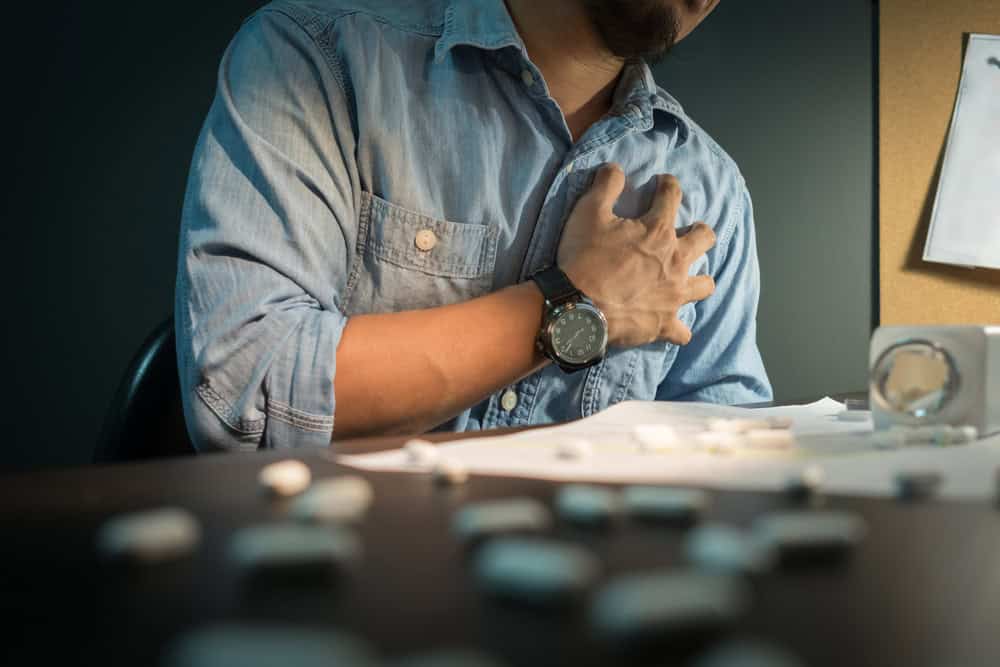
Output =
[
  {"x1": 175, "y1": 9, "x2": 359, "y2": 452},
  {"x1": 657, "y1": 181, "x2": 773, "y2": 404}
]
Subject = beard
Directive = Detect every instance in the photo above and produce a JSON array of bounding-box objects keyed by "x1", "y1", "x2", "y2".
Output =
[{"x1": 581, "y1": 0, "x2": 681, "y2": 61}]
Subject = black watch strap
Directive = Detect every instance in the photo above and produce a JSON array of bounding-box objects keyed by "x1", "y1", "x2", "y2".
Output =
[{"x1": 530, "y1": 265, "x2": 580, "y2": 305}]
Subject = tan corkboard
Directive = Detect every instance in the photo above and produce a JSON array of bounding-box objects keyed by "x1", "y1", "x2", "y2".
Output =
[{"x1": 879, "y1": 0, "x2": 1000, "y2": 325}]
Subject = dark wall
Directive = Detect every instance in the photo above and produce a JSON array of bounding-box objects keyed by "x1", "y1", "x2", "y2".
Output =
[
  {"x1": 1, "y1": 1, "x2": 874, "y2": 470},
  {"x1": 653, "y1": 0, "x2": 876, "y2": 403}
]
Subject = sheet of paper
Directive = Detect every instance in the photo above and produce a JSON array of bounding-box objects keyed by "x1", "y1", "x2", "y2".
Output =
[
  {"x1": 923, "y1": 33, "x2": 1000, "y2": 269},
  {"x1": 339, "y1": 397, "x2": 1000, "y2": 499}
]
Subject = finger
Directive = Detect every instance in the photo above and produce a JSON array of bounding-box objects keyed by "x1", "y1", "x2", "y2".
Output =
[
  {"x1": 661, "y1": 317, "x2": 693, "y2": 346},
  {"x1": 677, "y1": 221, "x2": 716, "y2": 262},
  {"x1": 686, "y1": 274, "x2": 716, "y2": 303},
  {"x1": 578, "y1": 163, "x2": 626, "y2": 218},
  {"x1": 640, "y1": 174, "x2": 683, "y2": 233}
]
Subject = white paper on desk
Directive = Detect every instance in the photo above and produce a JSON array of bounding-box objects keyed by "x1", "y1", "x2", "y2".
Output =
[
  {"x1": 339, "y1": 397, "x2": 1000, "y2": 500},
  {"x1": 923, "y1": 33, "x2": 1000, "y2": 269}
]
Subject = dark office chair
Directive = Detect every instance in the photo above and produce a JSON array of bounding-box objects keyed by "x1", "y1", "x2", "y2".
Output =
[{"x1": 94, "y1": 317, "x2": 196, "y2": 463}]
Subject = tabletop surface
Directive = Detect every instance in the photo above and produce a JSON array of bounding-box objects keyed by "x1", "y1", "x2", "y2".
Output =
[{"x1": 4, "y1": 403, "x2": 1000, "y2": 666}]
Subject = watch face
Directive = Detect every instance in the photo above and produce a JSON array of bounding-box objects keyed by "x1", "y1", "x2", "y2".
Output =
[{"x1": 551, "y1": 305, "x2": 606, "y2": 365}]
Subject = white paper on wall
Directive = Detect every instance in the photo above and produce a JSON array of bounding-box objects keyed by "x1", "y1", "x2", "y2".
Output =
[{"x1": 923, "y1": 33, "x2": 1000, "y2": 270}]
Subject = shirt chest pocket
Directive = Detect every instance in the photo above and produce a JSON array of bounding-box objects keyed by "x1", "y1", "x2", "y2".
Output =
[{"x1": 343, "y1": 192, "x2": 499, "y2": 315}]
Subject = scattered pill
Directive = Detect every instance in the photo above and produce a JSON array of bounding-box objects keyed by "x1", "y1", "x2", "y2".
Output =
[
  {"x1": 632, "y1": 424, "x2": 680, "y2": 452},
  {"x1": 229, "y1": 524, "x2": 360, "y2": 578},
  {"x1": 707, "y1": 418, "x2": 772, "y2": 434},
  {"x1": 258, "y1": 459, "x2": 312, "y2": 497},
  {"x1": 556, "y1": 484, "x2": 621, "y2": 526},
  {"x1": 97, "y1": 507, "x2": 201, "y2": 563},
  {"x1": 292, "y1": 476, "x2": 374, "y2": 523},
  {"x1": 895, "y1": 470, "x2": 943, "y2": 501},
  {"x1": 474, "y1": 537, "x2": 601, "y2": 605},
  {"x1": 696, "y1": 432, "x2": 742, "y2": 455},
  {"x1": 404, "y1": 439, "x2": 440, "y2": 467},
  {"x1": 685, "y1": 523, "x2": 774, "y2": 575},
  {"x1": 590, "y1": 570, "x2": 749, "y2": 647},
  {"x1": 752, "y1": 511, "x2": 866, "y2": 564},
  {"x1": 623, "y1": 486, "x2": 708, "y2": 523},
  {"x1": 784, "y1": 464, "x2": 825, "y2": 501},
  {"x1": 690, "y1": 638, "x2": 805, "y2": 667},
  {"x1": 555, "y1": 438, "x2": 594, "y2": 461},
  {"x1": 765, "y1": 416, "x2": 794, "y2": 430},
  {"x1": 744, "y1": 429, "x2": 796, "y2": 450},
  {"x1": 433, "y1": 459, "x2": 470, "y2": 486},
  {"x1": 162, "y1": 624, "x2": 378, "y2": 667},
  {"x1": 453, "y1": 498, "x2": 551, "y2": 543}
]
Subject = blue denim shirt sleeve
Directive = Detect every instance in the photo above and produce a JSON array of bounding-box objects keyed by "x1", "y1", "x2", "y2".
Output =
[
  {"x1": 175, "y1": 10, "x2": 358, "y2": 452},
  {"x1": 656, "y1": 181, "x2": 773, "y2": 404}
]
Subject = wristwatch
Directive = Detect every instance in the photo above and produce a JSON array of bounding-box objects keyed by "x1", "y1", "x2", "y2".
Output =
[{"x1": 530, "y1": 265, "x2": 609, "y2": 373}]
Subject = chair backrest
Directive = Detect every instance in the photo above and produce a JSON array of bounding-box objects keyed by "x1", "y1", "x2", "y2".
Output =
[{"x1": 94, "y1": 317, "x2": 196, "y2": 463}]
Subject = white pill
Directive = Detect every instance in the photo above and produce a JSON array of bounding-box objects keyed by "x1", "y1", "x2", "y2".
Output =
[
  {"x1": 684, "y1": 523, "x2": 774, "y2": 575},
  {"x1": 691, "y1": 639, "x2": 805, "y2": 667},
  {"x1": 555, "y1": 438, "x2": 593, "y2": 461},
  {"x1": 258, "y1": 459, "x2": 312, "y2": 497},
  {"x1": 632, "y1": 424, "x2": 680, "y2": 452},
  {"x1": 953, "y1": 425, "x2": 979, "y2": 443},
  {"x1": 292, "y1": 476, "x2": 374, "y2": 523},
  {"x1": 433, "y1": 459, "x2": 469, "y2": 486},
  {"x1": 556, "y1": 485, "x2": 621, "y2": 525},
  {"x1": 765, "y1": 416, "x2": 794, "y2": 429},
  {"x1": 453, "y1": 498, "x2": 551, "y2": 542},
  {"x1": 744, "y1": 429, "x2": 796, "y2": 450},
  {"x1": 97, "y1": 507, "x2": 201, "y2": 562},
  {"x1": 404, "y1": 439, "x2": 440, "y2": 467},
  {"x1": 623, "y1": 486, "x2": 709, "y2": 523},
  {"x1": 696, "y1": 431, "x2": 743, "y2": 454},
  {"x1": 784, "y1": 464, "x2": 824, "y2": 500},
  {"x1": 590, "y1": 570, "x2": 749, "y2": 645},
  {"x1": 163, "y1": 624, "x2": 377, "y2": 667},
  {"x1": 707, "y1": 418, "x2": 771, "y2": 433},
  {"x1": 836, "y1": 410, "x2": 871, "y2": 422},
  {"x1": 474, "y1": 537, "x2": 601, "y2": 604},
  {"x1": 752, "y1": 511, "x2": 866, "y2": 563},
  {"x1": 229, "y1": 524, "x2": 360, "y2": 577}
]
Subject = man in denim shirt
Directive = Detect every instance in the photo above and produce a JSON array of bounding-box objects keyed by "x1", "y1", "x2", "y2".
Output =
[{"x1": 176, "y1": 0, "x2": 772, "y2": 452}]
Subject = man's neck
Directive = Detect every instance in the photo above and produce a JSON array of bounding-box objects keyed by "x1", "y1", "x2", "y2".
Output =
[{"x1": 505, "y1": 0, "x2": 626, "y2": 143}]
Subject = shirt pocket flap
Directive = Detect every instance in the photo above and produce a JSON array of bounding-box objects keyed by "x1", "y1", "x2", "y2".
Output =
[{"x1": 361, "y1": 191, "x2": 495, "y2": 280}]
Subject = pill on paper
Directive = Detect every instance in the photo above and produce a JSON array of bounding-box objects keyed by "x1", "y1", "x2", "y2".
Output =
[
  {"x1": 556, "y1": 438, "x2": 594, "y2": 461},
  {"x1": 433, "y1": 459, "x2": 469, "y2": 486},
  {"x1": 404, "y1": 439, "x2": 440, "y2": 467},
  {"x1": 97, "y1": 507, "x2": 201, "y2": 563},
  {"x1": 292, "y1": 476, "x2": 374, "y2": 523},
  {"x1": 258, "y1": 459, "x2": 312, "y2": 497}
]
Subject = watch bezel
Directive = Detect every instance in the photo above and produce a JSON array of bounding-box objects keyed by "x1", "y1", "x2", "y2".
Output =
[{"x1": 540, "y1": 299, "x2": 609, "y2": 373}]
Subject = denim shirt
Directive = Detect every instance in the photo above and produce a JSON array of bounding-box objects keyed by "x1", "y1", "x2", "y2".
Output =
[{"x1": 175, "y1": 0, "x2": 772, "y2": 453}]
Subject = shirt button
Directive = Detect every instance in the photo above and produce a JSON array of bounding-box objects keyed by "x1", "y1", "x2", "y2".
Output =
[
  {"x1": 521, "y1": 69, "x2": 534, "y2": 86},
  {"x1": 626, "y1": 103, "x2": 641, "y2": 117},
  {"x1": 565, "y1": 161, "x2": 575, "y2": 174},
  {"x1": 501, "y1": 389, "x2": 518, "y2": 412},
  {"x1": 414, "y1": 229, "x2": 438, "y2": 252}
]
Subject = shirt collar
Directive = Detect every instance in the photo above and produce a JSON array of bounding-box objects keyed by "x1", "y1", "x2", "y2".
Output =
[
  {"x1": 434, "y1": 0, "x2": 523, "y2": 64},
  {"x1": 613, "y1": 59, "x2": 692, "y2": 147},
  {"x1": 435, "y1": 0, "x2": 692, "y2": 147}
]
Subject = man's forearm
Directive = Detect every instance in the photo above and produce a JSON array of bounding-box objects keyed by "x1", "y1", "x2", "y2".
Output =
[{"x1": 332, "y1": 282, "x2": 549, "y2": 440}]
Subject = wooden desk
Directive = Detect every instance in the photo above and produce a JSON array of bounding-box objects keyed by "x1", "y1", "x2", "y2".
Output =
[{"x1": 3, "y1": 412, "x2": 998, "y2": 666}]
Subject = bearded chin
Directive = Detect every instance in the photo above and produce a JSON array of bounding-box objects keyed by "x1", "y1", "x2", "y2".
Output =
[{"x1": 582, "y1": 0, "x2": 681, "y2": 61}]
